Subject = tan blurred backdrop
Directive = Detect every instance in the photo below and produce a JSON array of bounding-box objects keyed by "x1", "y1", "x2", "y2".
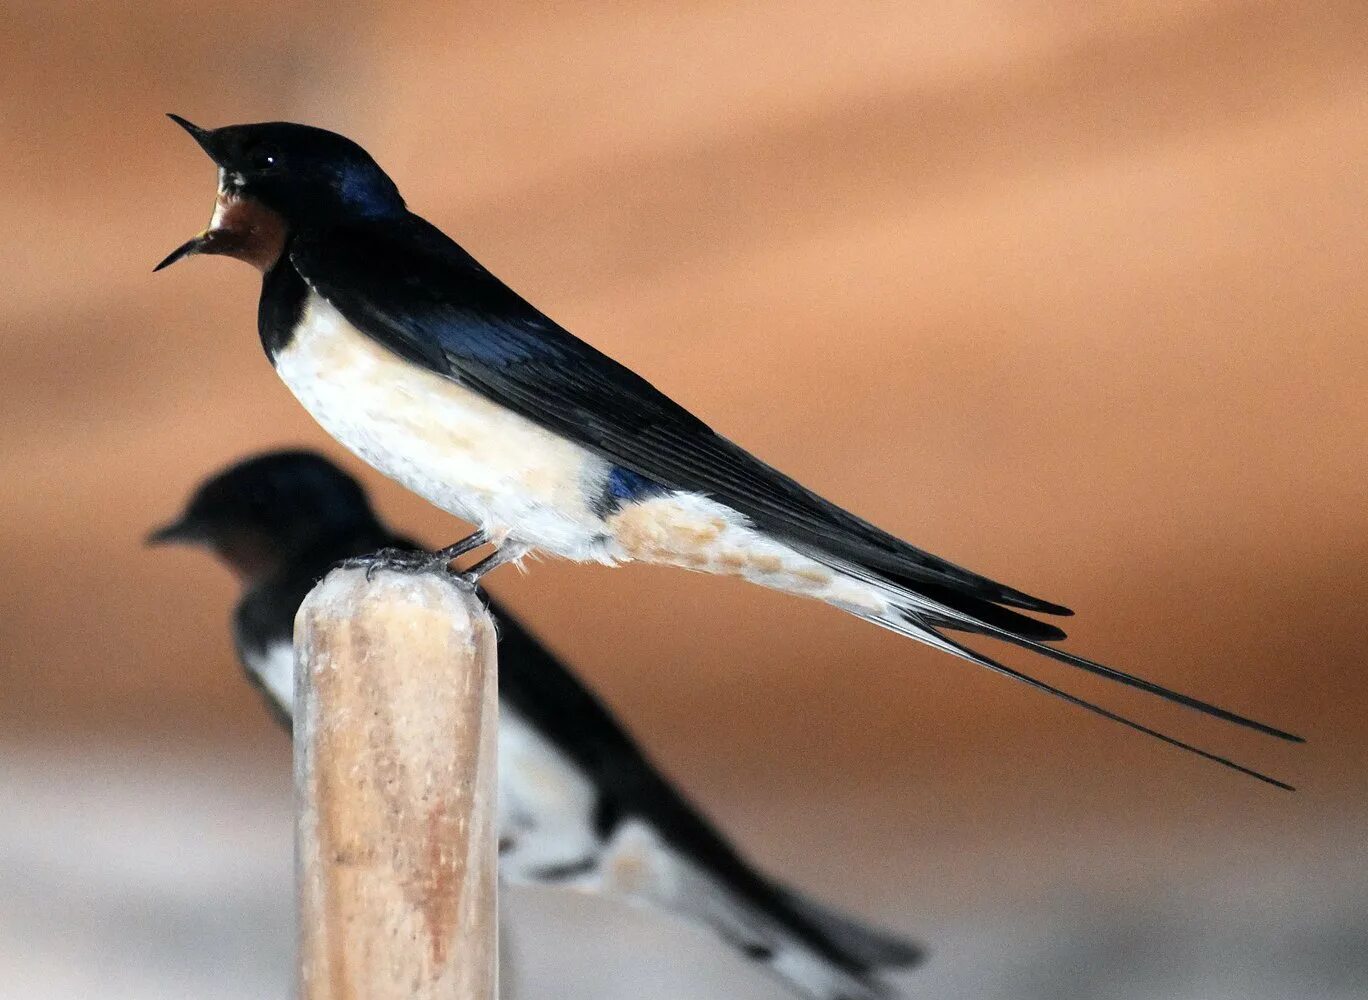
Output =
[{"x1": 2, "y1": 2, "x2": 1366, "y2": 998}]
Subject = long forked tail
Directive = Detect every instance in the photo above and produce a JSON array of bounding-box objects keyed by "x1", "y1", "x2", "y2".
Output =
[{"x1": 837, "y1": 572, "x2": 1300, "y2": 789}]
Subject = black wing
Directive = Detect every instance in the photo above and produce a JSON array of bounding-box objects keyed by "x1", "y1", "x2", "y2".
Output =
[{"x1": 289, "y1": 216, "x2": 1066, "y2": 618}]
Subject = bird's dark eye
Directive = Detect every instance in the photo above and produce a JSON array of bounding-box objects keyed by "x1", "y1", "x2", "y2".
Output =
[{"x1": 250, "y1": 148, "x2": 278, "y2": 170}]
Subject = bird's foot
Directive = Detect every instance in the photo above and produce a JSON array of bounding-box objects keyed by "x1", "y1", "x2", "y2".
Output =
[
  {"x1": 337, "y1": 547, "x2": 447, "y2": 582},
  {"x1": 428, "y1": 528, "x2": 491, "y2": 567},
  {"x1": 336, "y1": 529, "x2": 506, "y2": 583}
]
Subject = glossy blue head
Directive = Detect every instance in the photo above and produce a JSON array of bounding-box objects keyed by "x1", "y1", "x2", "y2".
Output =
[{"x1": 156, "y1": 116, "x2": 405, "y2": 271}]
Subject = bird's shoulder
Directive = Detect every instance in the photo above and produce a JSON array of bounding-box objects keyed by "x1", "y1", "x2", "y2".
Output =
[
  {"x1": 290, "y1": 213, "x2": 560, "y2": 357},
  {"x1": 288, "y1": 212, "x2": 709, "y2": 429}
]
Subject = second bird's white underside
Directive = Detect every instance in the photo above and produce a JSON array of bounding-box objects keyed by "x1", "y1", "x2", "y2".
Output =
[
  {"x1": 246, "y1": 640, "x2": 739, "y2": 902},
  {"x1": 244, "y1": 638, "x2": 881, "y2": 998},
  {"x1": 250, "y1": 642, "x2": 295, "y2": 711}
]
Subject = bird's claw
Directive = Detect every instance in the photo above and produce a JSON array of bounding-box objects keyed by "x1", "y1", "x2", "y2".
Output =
[
  {"x1": 453, "y1": 568, "x2": 484, "y2": 589},
  {"x1": 335, "y1": 533, "x2": 521, "y2": 586},
  {"x1": 337, "y1": 547, "x2": 447, "y2": 581}
]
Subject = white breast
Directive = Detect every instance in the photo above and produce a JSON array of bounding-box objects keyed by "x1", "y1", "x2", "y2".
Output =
[
  {"x1": 496, "y1": 706, "x2": 604, "y2": 881},
  {"x1": 273, "y1": 291, "x2": 613, "y2": 558},
  {"x1": 243, "y1": 642, "x2": 295, "y2": 717}
]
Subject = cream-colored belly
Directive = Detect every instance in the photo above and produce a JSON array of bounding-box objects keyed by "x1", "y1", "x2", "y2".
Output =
[{"x1": 274, "y1": 291, "x2": 612, "y2": 557}]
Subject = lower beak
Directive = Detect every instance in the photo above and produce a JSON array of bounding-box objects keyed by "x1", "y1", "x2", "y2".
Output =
[
  {"x1": 153, "y1": 228, "x2": 237, "y2": 272},
  {"x1": 146, "y1": 518, "x2": 202, "y2": 546}
]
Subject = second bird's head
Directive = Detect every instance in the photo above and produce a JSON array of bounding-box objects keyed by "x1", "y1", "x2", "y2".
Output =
[
  {"x1": 148, "y1": 450, "x2": 382, "y2": 582},
  {"x1": 155, "y1": 116, "x2": 404, "y2": 273}
]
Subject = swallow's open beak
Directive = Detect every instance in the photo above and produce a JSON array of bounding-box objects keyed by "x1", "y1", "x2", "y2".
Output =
[
  {"x1": 156, "y1": 113, "x2": 238, "y2": 272},
  {"x1": 146, "y1": 516, "x2": 204, "y2": 547}
]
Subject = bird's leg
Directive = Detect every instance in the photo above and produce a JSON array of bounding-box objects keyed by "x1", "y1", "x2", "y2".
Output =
[
  {"x1": 458, "y1": 542, "x2": 529, "y2": 585},
  {"x1": 339, "y1": 528, "x2": 491, "y2": 581},
  {"x1": 429, "y1": 529, "x2": 492, "y2": 566}
]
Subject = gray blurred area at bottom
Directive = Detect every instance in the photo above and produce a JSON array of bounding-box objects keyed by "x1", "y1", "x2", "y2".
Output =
[{"x1": 0, "y1": 743, "x2": 1363, "y2": 1000}]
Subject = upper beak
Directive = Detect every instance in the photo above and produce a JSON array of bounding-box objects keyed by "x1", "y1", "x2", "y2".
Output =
[
  {"x1": 167, "y1": 113, "x2": 218, "y2": 158},
  {"x1": 146, "y1": 516, "x2": 203, "y2": 547}
]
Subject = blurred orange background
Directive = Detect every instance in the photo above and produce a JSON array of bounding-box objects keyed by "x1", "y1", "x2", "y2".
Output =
[{"x1": 2, "y1": 2, "x2": 1365, "y2": 998}]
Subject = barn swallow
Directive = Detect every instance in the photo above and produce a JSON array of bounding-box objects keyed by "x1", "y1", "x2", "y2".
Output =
[
  {"x1": 149, "y1": 450, "x2": 922, "y2": 1000},
  {"x1": 157, "y1": 117, "x2": 1300, "y2": 788}
]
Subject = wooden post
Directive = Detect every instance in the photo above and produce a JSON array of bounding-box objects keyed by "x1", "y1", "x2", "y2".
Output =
[{"x1": 294, "y1": 567, "x2": 499, "y2": 1000}]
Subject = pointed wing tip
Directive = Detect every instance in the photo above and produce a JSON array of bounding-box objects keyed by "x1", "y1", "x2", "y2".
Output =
[
  {"x1": 884, "y1": 942, "x2": 929, "y2": 970},
  {"x1": 1004, "y1": 593, "x2": 1074, "y2": 617}
]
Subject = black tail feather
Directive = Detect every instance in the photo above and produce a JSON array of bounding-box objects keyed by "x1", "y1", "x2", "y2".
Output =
[
  {"x1": 832, "y1": 552, "x2": 1300, "y2": 747},
  {"x1": 870, "y1": 549, "x2": 1074, "y2": 619},
  {"x1": 982, "y1": 627, "x2": 1303, "y2": 743},
  {"x1": 919, "y1": 583, "x2": 1068, "y2": 642},
  {"x1": 929, "y1": 627, "x2": 1295, "y2": 791},
  {"x1": 925, "y1": 607, "x2": 1302, "y2": 743}
]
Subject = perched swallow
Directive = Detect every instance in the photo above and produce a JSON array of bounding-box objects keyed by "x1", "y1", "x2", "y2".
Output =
[
  {"x1": 151, "y1": 450, "x2": 923, "y2": 1000},
  {"x1": 158, "y1": 117, "x2": 1300, "y2": 788}
]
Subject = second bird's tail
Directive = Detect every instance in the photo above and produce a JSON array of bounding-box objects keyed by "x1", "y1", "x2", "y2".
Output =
[
  {"x1": 601, "y1": 821, "x2": 920, "y2": 1000},
  {"x1": 691, "y1": 861, "x2": 921, "y2": 999}
]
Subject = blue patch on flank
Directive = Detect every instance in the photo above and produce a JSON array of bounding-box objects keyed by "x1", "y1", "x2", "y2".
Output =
[
  {"x1": 606, "y1": 466, "x2": 661, "y2": 502},
  {"x1": 594, "y1": 466, "x2": 665, "y2": 516}
]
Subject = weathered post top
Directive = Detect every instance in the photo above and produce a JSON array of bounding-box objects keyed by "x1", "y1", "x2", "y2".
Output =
[{"x1": 294, "y1": 566, "x2": 498, "y2": 1000}]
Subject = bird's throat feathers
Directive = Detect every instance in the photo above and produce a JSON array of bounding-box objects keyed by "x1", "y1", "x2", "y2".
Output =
[{"x1": 208, "y1": 189, "x2": 288, "y2": 272}]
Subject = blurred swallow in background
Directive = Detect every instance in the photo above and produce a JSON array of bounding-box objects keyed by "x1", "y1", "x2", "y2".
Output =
[
  {"x1": 150, "y1": 450, "x2": 923, "y2": 1000},
  {"x1": 157, "y1": 117, "x2": 1300, "y2": 787}
]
